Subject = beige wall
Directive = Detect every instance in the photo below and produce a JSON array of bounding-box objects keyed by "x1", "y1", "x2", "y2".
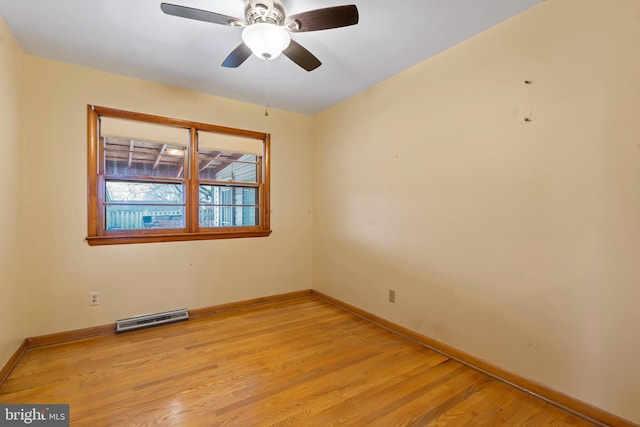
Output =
[
  {"x1": 313, "y1": 0, "x2": 640, "y2": 422},
  {"x1": 0, "y1": 18, "x2": 25, "y2": 368},
  {"x1": 20, "y1": 56, "x2": 313, "y2": 336}
]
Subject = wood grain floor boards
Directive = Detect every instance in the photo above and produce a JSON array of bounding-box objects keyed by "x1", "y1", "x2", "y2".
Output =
[{"x1": 0, "y1": 296, "x2": 595, "y2": 426}]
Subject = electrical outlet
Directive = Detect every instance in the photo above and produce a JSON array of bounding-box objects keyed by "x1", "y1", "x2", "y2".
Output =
[
  {"x1": 89, "y1": 291, "x2": 100, "y2": 306},
  {"x1": 388, "y1": 289, "x2": 396, "y2": 303}
]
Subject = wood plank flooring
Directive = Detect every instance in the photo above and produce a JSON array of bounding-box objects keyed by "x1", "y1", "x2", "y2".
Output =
[{"x1": 0, "y1": 297, "x2": 594, "y2": 426}]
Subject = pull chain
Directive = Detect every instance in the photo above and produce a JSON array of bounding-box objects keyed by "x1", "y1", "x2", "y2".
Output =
[{"x1": 264, "y1": 59, "x2": 270, "y2": 117}]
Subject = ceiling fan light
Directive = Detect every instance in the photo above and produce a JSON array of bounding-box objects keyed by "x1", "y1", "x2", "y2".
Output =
[{"x1": 242, "y1": 23, "x2": 291, "y2": 60}]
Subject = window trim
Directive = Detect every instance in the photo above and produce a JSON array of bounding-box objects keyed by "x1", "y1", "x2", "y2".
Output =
[{"x1": 86, "y1": 105, "x2": 271, "y2": 246}]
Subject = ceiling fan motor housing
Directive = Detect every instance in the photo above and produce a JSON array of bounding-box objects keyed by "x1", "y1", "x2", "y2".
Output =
[{"x1": 245, "y1": 2, "x2": 286, "y2": 25}]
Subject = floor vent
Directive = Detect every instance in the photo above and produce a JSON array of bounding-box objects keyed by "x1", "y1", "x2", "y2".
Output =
[{"x1": 116, "y1": 308, "x2": 189, "y2": 333}]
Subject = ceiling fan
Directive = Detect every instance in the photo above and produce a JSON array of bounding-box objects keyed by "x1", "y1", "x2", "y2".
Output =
[{"x1": 160, "y1": 1, "x2": 359, "y2": 71}]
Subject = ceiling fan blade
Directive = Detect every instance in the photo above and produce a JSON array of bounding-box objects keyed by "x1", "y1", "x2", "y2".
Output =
[
  {"x1": 283, "y1": 40, "x2": 321, "y2": 71},
  {"x1": 222, "y1": 43, "x2": 253, "y2": 68},
  {"x1": 287, "y1": 5, "x2": 358, "y2": 32},
  {"x1": 161, "y1": 3, "x2": 243, "y2": 26}
]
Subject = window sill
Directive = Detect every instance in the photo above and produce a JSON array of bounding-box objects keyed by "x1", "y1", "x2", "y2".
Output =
[{"x1": 86, "y1": 230, "x2": 272, "y2": 246}]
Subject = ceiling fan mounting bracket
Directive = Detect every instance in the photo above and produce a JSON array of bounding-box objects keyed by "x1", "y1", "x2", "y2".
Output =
[{"x1": 285, "y1": 20, "x2": 301, "y2": 31}]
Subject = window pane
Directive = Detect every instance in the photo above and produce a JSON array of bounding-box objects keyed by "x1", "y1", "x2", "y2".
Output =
[
  {"x1": 198, "y1": 131, "x2": 263, "y2": 155},
  {"x1": 105, "y1": 137, "x2": 186, "y2": 179},
  {"x1": 199, "y1": 206, "x2": 258, "y2": 228},
  {"x1": 198, "y1": 150, "x2": 258, "y2": 182},
  {"x1": 106, "y1": 181, "x2": 184, "y2": 204},
  {"x1": 199, "y1": 185, "x2": 258, "y2": 227},
  {"x1": 101, "y1": 117, "x2": 188, "y2": 147},
  {"x1": 105, "y1": 181, "x2": 185, "y2": 230},
  {"x1": 106, "y1": 206, "x2": 185, "y2": 230}
]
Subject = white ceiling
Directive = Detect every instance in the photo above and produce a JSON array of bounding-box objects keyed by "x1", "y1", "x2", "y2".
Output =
[{"x1": 0, "y1": 0, "x2": 541, "y2": 115}]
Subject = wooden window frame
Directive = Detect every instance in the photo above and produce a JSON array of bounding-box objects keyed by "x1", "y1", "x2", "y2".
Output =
[{"x1": 86, "y1": 105, "x2": 271, "y2": 246}]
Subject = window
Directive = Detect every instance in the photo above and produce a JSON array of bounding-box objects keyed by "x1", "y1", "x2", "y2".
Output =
[{"x1": 87, "y1": 106, "x2": 271, "y2": 245}]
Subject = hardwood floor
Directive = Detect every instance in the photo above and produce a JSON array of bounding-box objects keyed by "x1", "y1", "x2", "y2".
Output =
[{"x1": 0, "y1": 297, "x2": 594, "y2": 426}]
